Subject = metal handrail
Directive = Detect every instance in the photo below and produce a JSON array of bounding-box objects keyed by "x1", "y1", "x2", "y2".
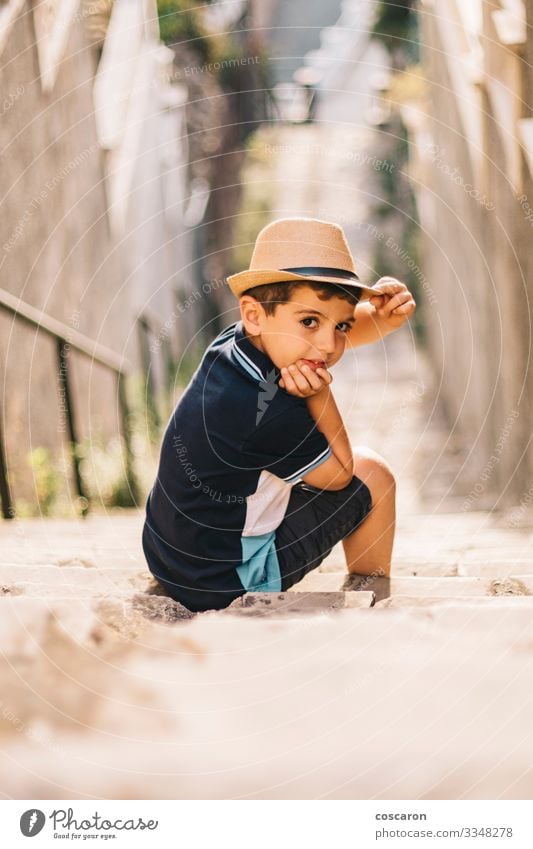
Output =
[{"x1": 0, "y1": 286, "x2": 140, "y2": 519}]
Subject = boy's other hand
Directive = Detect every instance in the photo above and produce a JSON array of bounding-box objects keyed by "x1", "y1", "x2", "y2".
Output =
[
  {"x1": 279, "y1": 360, "x2": 332, "y2": 397},
  {"x1": 368, "y1": 277, "x2": 416, "y2": 327}
]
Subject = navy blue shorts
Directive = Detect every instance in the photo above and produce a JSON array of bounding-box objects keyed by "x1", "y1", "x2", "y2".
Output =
[
  {"x1": 275, "y1": 474, "x2": 373, "y2": 591},
  {"x1": 146, "y1": 475, "x2": 372, "y2": 612}
]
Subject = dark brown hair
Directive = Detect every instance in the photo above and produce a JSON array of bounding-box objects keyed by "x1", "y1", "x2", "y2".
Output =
[{"x1": 241, "y1": 279, "x2": 361, "y2": 317}]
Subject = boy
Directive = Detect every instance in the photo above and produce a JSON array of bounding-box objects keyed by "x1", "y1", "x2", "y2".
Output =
[{"x1": 142, "y1": 218, "x2": 416, "y2": 612}]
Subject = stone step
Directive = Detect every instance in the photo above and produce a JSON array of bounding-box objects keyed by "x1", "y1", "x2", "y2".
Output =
[
  {"x1": 2, "y1": 597, "x2": 533, "y2": 799},
  {"x1": 293, "y1": 571, "x2": 533, "y2": 601},
  {"x1": 0, "y1": 552, "x2": 143, "y2": 568},
  {"x1": 0, "y1": 597, "x2": 106, "y2": 657},
  {"x1": 320, "y1": 557, "x2": 533, "y2": 578},
  {"x1": 222, "y1": 590, "x2": 375, "y2": 617},
  {"x1": 457, "y1": 562, "x2": 533, "y2": 578},
  {"x1": 0, "y1": 565, "x2": 154, "y2": 597},
  {"x1": 320, "y1": 557, "x2": 460, "y2": 577},
  {"x1": 375, "y1": 596, "x2": 533, "y2": 609}
]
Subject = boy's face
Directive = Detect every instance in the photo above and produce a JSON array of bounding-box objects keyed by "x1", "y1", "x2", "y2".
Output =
[{"x1": 241, "y1": 285, "x2": 357, "y2": 371}]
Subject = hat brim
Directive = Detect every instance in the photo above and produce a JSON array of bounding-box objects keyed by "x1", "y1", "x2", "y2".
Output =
[{"x1": 226, "y1": 269, "x2": 375, "y2": 301}]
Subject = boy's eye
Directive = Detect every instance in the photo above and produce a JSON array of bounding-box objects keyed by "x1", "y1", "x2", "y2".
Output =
[{"x1": 300, "y1": 317, "x2": 353, "y2": 332}]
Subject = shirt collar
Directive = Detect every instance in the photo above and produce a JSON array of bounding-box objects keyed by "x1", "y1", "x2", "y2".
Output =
[{"x1": 231, "y1": 320, "x2": 279, "y2": 382}]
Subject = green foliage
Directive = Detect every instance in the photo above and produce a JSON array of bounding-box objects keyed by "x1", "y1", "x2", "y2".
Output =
[
  {"x1": 174, "y1": 343, "x2": 203, "y2": 389},
  {"x1": 157, "y1": 0, "x2": 215, "y2": 62},
  {"x1": 76, "y1": 434, "x2": 139, "y2": 509},
  {"x1": 375, "y1": 119, "x2": 409, "y2": 219},
  {"x1": 371, "y1": 0, "x2": 419, "y2": 64},
  {"x1": 229, "y1": 127, "x2": 277, "y2": 276},
  {"x1": 26, "y1": 447, "x2": 64, "y2": 516},
  {"x1": 13, "y1": 372, "x2": 165, "y2": 517}
]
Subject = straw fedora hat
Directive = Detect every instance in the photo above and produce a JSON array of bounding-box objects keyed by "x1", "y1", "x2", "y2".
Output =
[{"x1": 227, "y1": 217, "x2": 375, "y2": 300}]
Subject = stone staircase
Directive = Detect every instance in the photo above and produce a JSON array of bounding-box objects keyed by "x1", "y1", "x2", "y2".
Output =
[
  {"x1": 2, "y1": 504, "x2": 533, "y2": 800},
  {"x1": 2, "y1": 330, "x2": 533, "y2": 797},
  {"x1": 3, "y1": 508, "x2": 531, "y2": 614}
]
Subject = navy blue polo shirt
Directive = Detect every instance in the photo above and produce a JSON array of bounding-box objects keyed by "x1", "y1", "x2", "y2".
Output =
[{"x1": 142, "y1": 320, "x2": 332, "y2": 611}]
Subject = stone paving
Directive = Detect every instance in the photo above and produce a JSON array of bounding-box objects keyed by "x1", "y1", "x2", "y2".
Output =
[{"x1": 1, "y1": 33, "x2": 533, "y2": 800}]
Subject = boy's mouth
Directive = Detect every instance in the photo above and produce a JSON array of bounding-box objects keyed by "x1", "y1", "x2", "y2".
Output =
[{"x1": 301, "y1": 358, "x2": 327, "y2": 370}]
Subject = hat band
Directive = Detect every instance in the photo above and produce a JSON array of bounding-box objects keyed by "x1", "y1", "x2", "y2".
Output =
[{"x1": 281, "y1": 266, "x2": 360, "y2": 282}]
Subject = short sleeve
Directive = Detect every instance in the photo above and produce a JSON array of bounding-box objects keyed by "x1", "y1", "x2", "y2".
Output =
[{"x1": 242, "y1": 403, "x2": 332, "y2": 484}]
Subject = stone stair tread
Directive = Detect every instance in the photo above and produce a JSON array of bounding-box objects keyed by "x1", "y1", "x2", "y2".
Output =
[
  {"x1": 294, "y1": 572, "x2": 533, "y2": 599},
  {"x1": 319, "y1": 559, "x2": 459, "y2": 576},
  {"x1": 2, "y1": 597, "x2": 533, "y2": 799},
  {"x1": 222, "y1": 591, "x2": 375, "y2": 616},
  {"x1": 375, "y1": 595, "x2": 533, "y2": 608},
  {"x1": 0, "y1": 554, "x2": 143, "y2": 568},
  {"x1": 458, "y1": 562, "x2": 533, "y2": 577},
  {"x1": 0, "y1": 565, "x2": 156, "y2": 598}
]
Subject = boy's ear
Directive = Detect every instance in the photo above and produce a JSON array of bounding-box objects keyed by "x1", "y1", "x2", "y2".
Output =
[{"x1": 240, "y1": 295, "x2": 264, "y2": 337}]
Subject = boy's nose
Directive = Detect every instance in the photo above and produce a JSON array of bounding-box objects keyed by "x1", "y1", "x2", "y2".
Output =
[{"x1": 317, "y1": 333, "x2": 337, "y2": 356}]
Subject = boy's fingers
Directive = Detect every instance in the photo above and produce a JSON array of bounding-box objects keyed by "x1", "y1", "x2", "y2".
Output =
[
  {"x1": 281, "y1": 367, "x2": 308, "y2": 396},
  {"x1": 315, "y1": 367, "x2": 332, "y2": 384},
  {"x1": 296, "y1": 361, "x2": 324, "y2": 390},
  {"x1": 280, "y1": 368, "x2": 298, "y2": 394},
  {"x1": 392, "y1": 298, "x2": 416, "y2": 315},
  {"x1": 378, "y1": 290, "x2": 412, "y2": 315},
  {"x1": 371, "y1": 280, "x2": 407, "y2": 296},
  {"x1": 280, "y1": 363, "x2": 332, "y2": 395},
  {"x1": 287, "y1": 364, "x2": 314, "y2": 394}
]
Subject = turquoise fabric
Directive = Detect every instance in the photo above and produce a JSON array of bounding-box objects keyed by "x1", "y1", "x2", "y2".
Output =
[{"x1": 237, "y1": 532, "x2": 282, "y2": 592}]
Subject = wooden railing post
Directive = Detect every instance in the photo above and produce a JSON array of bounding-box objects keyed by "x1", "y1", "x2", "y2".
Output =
[
  {"x1": 0, "y1": 409, "x2": 14, "y2": 519},
  {"x1": 118, "y1": 372, "x2": 141, "y2": 506},
  {"x1": 0, "y1": 287, "x2": 138, "y2": 519},
  {"x1": 57, "y1": 338, "x2": 89, "y2": 516}
]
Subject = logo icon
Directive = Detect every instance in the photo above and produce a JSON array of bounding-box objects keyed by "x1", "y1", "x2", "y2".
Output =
[
  {"x1": 20, "y1": 810, "x2": 46, "y2": 837},
  {"x1": 256, "y1": 368, "x2": 279, "y2": 424}
]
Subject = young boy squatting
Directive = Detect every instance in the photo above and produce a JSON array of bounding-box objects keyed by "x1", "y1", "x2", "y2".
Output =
[{"x1": 142, "y1": 218, "x2": 416, "y2": 612}]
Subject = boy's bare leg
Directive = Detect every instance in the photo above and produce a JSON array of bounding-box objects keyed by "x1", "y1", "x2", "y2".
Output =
[{"x1": 342, "y1": 446, "x2": 396, "y2": 578}]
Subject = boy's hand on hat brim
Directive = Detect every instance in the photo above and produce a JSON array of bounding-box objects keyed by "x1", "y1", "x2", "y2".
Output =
[
  {"x1": 278, "y1": 360, "x2": 332, "y2": 397},
  {"x1": 368, "y1": 277, "x2": 416, "y2": 323}
]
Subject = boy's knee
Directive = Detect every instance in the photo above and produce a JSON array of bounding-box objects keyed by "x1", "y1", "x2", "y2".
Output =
[{"x1": 351, "y1": 445, "x2": 396, "y2": 502}]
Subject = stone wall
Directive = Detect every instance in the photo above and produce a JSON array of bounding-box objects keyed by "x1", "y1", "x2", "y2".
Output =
[
  {"x1": 0, "y1": 4, "x2": 127, "y2": 506},
  {"x1": 409, "y1": 0, "x2": 532, "y2": 508}
]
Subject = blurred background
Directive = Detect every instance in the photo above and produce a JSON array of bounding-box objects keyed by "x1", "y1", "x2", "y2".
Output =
[{"x1": 0, "y1": 0, "x2": 532, "y2": 523}]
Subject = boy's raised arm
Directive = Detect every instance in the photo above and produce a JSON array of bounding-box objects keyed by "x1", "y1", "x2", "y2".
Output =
[
  {"x1": 346, "y1": 277, "x2": 416, "y2": 348},
  {"x1": 304, "y1": 385, "x2": 354, "y2": 486}
]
